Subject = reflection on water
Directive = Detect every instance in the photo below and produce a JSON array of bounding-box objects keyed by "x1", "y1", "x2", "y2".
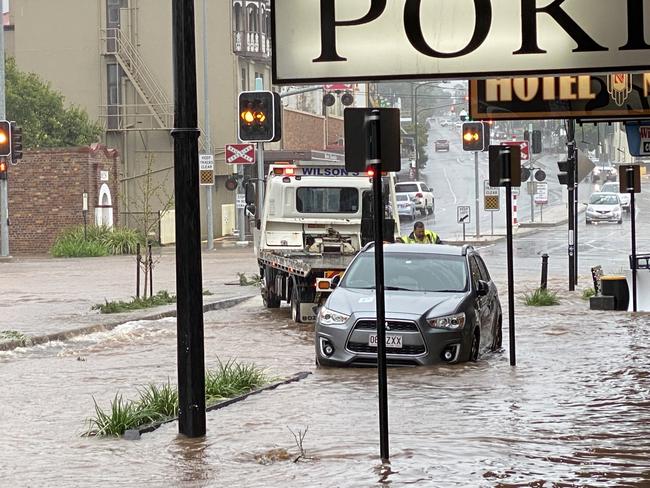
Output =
[{"x1": 0, "y1": 296, "x2": 649, "y2": 487}]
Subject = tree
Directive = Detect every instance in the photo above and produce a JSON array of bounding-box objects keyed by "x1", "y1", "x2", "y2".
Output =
[{"x1": 5, "y1": 57, "x2": 102, "y2": 148}]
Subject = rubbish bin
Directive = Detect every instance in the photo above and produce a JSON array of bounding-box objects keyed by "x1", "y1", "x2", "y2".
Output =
[{"x1": 601, "y1": 275, "x2": 629, "y2": 311}]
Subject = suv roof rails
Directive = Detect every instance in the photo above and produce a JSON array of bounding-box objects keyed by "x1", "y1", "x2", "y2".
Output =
[{"x1": 461, "y1": 244, "x2": 474, "y2": 256}]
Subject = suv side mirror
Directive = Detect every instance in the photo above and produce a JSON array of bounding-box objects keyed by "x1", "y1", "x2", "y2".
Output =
[
  {"x1": 331, "y1": 274, "x2": 341, "y2": 289},
  {"x1": 476, "y1": 280, "x2": 489, "y2": 297}
]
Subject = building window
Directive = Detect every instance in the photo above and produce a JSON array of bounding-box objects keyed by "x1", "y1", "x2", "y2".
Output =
[
  {"x1": 107, "y1": 0, "x2": 122, "y2": 25},
  {"x1": 254, "y1": 72, "x2": 264, "y2": 89},
  {"x1": 248, "y1": 4, "x2": 258, "y2": 32},
  {"x1": 233, "y1": 4, "x2": 243, "y2": 32}
]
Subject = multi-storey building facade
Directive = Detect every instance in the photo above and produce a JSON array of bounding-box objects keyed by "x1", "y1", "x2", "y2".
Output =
[{"x1": 8, "y1": 0, "x2": 274, "y2": 238}]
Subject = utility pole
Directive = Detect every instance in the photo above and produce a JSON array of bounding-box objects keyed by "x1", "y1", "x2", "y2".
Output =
[
  {"x1": 201, "y1": 0, "x2": 214, "y2": 250},
  {"x1": 566, "y1": 121, "x2": 576, "y2": 291},
  {"x1": 0, "y1": 0, "x2": 9, "y2": 257},
  {"x1": 171, "y1": 0, "x2": 206, "y2": 437}
]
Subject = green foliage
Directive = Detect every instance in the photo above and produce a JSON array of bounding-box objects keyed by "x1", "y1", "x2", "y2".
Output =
[
  {"x1": 84, "y1": 362, "x2": 270, "y2": 437},
  {"x1": 522, "y1": 287, "x2": 561, "y2": 306},
  {"x1": 237, "y1": 272, "x2": 262, "y2": 287},
  {"x1": 582, "y1": 287, "x2": 596, "y2": 300},
  {"x1": 50, "y1": 225, "x2": 144, "y2": 257},
  {"x1": 92, "y1": 290, "x2": 175, "y2": 314},
  {"x1": 0, "y1": 330, "x2": 28, "y2": 346},
  {"x1": 101, "y1": 227, "x2": 145, "y2": 255},
  {"x1": 136, "y1": 380, "x2": 178, "y2": 419},
  {"x1": 85, "y1": 394, "x2": 159, "y2": 437},
  {"x1": 5, "y1": 57, "x2": 102, "y2": 149},
  {"x1": 205, "y1": 359, "x2": 269, "y2": 403}
]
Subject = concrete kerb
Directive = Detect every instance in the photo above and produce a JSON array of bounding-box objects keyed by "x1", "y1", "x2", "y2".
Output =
[{"x1": 0, "y1": 294, "x2": 256, "y2": 352}]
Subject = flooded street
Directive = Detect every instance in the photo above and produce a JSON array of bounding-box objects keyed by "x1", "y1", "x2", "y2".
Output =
[{"x1": 2, "y1": 290, "x2": 649, "y2": 487}]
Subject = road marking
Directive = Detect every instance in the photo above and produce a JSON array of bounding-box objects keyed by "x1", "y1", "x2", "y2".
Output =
[{"x1": 443, "y1": 165, "x2": 458, "y2": 204}]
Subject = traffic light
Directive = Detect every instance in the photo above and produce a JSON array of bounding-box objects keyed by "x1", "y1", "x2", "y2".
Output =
[
  {"x1": 238, "y1": 90, "x2": 281, "y2": 143},
  {"x1": 0, "y1": 160, "x2": 7, "y2": 180},
  {"x1": 10, "y1": 122, "x2": 22, "y2": 163},
  {"x1": 0, "y1": 120, "x2": 10, "y2": 157},
  {"x1": 557, "y1": 159, "x2": 575, "y2": 187},
  {"x1": 532, "y1": 130, "x2": 542, "y2": 153},
  {"x1": 462, "y1": 122, "x2": 485, "y2": 151}
]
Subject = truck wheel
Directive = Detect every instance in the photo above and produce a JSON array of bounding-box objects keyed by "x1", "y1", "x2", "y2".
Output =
[
  {"x1": 262, "y1": 267, "x2": 281, "y2": 308},
  {"x1": 291, "y1": 286, "x2": 302, "y2": 323}
]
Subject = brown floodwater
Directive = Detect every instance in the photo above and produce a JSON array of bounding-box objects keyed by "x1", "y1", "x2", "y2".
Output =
[{"x1": 1, "y1": 292, "x2": 649, "y2": 487}]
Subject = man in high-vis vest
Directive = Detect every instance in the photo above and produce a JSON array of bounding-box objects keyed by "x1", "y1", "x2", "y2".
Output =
[{"x1": 401, "y1": 221, "x2": 442, "y2": 244}]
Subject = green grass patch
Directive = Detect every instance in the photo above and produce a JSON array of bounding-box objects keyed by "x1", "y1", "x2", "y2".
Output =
[
  {"x1": 522, "y1": 287, "x2": 560, "y2": 306},
  {"x1": 50, "y1": 225, "x2": 145, "y2": 257},
  {"x1": 0, "y1": 330, "x2": 29, "y2": 346},
  {"x1": 238, "y1": 272, "x2": 261, "y2": 286},
  {"x1": 84, "y1": 361, "x2": 270, "y2": 437},
  {"x1": 92, "y1": 290, "x2": 175, "y2": 314},
  {"x1": 582, "y1": 287, "x2": 596, "y2": 300}
]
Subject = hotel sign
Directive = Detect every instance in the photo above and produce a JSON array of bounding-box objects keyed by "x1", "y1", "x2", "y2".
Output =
[
  {"x1": 272, "y1": 0, "x2": 650, "y2": 84},
  {"x1": 470, "y1": 73, "x2": 650, "y2": 120}
]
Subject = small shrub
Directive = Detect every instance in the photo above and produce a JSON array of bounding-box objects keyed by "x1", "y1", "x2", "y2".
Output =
[
  {"x1": 582, "y1": 287, "x2": 596, "y2": 300},
  {"x1": 84, "y1": 361, "x2": 270, "y2": 437},
  {"x1": 101, "y1": 227, "x2": 145, "y2": 255},
  {"x1": 51, "y1": 228, "x2": 109, "y2": 257},
  {"x1": 92, "y1": 290, "x2": 176, "y2": 313},
  {"x1": 85, "y1": 394, "x2": 158, "y2": 437},
  {"x1": 522, "y1": 287, "x2": 560, "y2": 306},
  {"x1": 0, "y1": 330, "x2": 28, "y2": 346},
  {"x1": 237, "y1": 272, "x2": 262, "y2": 287},
  {"x1": 136, "y1": 380, "x2": 178, "y2": 419}
]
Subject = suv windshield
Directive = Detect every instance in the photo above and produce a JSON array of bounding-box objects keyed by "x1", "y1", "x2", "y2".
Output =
[
  {"x1": 589, "y1": 194, "x2": 619, "y2": 205},
  {"x1": 342, "y1": 253, "x2": 468, "y2": 292},
  {"x1": 395, "y1": 184, "x2": 418, "y2": 193},
  {"x1": 601, "y1": 183, "x2": 618, "y2": 193}
]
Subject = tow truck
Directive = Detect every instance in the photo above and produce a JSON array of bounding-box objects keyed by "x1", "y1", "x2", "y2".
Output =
[{"x1": 250, "y1": 159, "x2": 400, "y2": 323}]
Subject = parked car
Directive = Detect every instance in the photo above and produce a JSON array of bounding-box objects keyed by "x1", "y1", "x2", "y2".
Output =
[
  {"x1": 454, "y1": 121, "x2": 463, "y2": 129},
  {"x1": 435, "y1": 139, "x2": 450, "y2": 152},
  {"x1": 395, "y1": 181, "x2": 434, "y2": 216},
  {"x1": 600, "y1": 181, "x2": 631, "y2": 212},
  {"x1": 395, "y1": 194, "x2": 417, "y2": 221},
  {"x1": 585, "y1": 192, "x2": 623, "y2": 225},
  {"x1": 315, "y1": 243, "x2": 502, "y2": 367},
  {"x1": 591, "y1": 161, "x2": 618, "y2": 182}
]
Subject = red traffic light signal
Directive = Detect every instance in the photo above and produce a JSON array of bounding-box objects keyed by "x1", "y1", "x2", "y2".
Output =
[
  {"x1": 0, "y1": 120, "x2": 11, "y2": 157},
  {"x1": 238, "y1": 91, "x2": 282, "y2": 143}
]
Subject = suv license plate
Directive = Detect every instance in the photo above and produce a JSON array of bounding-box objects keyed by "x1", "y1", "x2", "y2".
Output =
[{"x1": 368, "y1": 334, "x2": 402, "y2": 348}]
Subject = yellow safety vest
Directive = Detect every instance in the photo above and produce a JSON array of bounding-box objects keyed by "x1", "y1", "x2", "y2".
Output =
[{"x1": 401, "y1": 230, "x2": 440, "y2": 244}]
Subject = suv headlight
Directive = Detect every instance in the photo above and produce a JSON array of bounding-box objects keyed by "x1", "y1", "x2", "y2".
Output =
[
  {"x1": 318, "y1": 306, "x2": 350, "y2": 326},
  {"x1": 427, "y1": 312, "x2": 466, "y2": 329}
]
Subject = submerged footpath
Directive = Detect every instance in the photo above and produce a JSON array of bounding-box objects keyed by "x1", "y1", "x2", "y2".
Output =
[{"x1": 0, "y1": 244, "x2": 260, "y2": 350}]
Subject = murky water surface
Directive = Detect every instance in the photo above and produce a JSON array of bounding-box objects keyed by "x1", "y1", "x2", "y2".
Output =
[{"x1": 1, "y1": 293, "x2": 649, "y2": 487}]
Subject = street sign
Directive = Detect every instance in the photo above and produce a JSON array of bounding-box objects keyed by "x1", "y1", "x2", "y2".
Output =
[
  {"x1": 272, "y1": 1, "x2": 643, "y2": 84},
  {"x1": 199, "y1": 154, "x2": 214, "y2": 186},
  {"x1": 502, "y1": 141, "x2": 529, "y2": 161},
  {"x1": 457, "y1": 205, "x2": 471, "y2": 224},
  {"x1": 236, "y1": 194, "x2": 246, "y2": 209},
  {"x1": 534, "y1": 182, "x2": 548, "y2": 205},
  {"x1": 483, "y1": 180, "x2": 500, "y2": 212},
  {"x1": 225, "y1": 143, "x2": 255, "y2": 165},
  {"x1": 625, "y1": 123, "x2": 650, "y2": 157}
]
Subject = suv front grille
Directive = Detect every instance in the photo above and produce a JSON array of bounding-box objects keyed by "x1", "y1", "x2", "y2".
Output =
[
  {"x1": 347, "y1": 342, "x2": 426, "y2": 355},
  {"x1": 354, "y1": 319, "x2": 419, "y2": 332}
]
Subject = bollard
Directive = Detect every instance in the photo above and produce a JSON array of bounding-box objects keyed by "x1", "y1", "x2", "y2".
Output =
[
  {"x1": 540, "y1": 253, "x2": 549, "y2": 290},
  {"x1": 136, "y1": 243, "x2": 141, "y2": 298}
]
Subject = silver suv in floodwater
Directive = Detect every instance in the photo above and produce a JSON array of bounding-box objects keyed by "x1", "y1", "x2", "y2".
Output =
[{"x1": 315, "y1": 243, "x2": 502, "y2": 367}]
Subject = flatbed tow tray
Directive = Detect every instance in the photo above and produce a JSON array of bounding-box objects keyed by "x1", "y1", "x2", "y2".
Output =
[{"x1": 259, "y1": 250, "x2": 355, "y2": 277}]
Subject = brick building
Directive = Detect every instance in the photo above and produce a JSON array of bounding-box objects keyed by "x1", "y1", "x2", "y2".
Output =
[{"x1": 8, "y1": 144, "x2": 120, "y2": 254}]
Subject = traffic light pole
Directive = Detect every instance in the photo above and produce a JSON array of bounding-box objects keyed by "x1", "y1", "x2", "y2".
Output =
[
  {"x1": 0, "y1": 0, "x2": 9, "y2": 257},
  {"x1": 566, "y1": 121, "x2": 576, "y2": 291},
  {"x1": 257, "y1": 142, "x2": 265, "y2": 217},
  {"x1": 474, "y1": 151, "x2": 480, "y2": 239}
]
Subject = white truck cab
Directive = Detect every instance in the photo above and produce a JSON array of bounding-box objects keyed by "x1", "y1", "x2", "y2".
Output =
[{"x1": 253, "y1": 160, "x2": 399, "y2": 322}]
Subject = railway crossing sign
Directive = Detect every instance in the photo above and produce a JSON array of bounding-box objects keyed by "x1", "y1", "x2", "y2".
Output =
[
  {"x1": 225, "y1": 143, "x2": 256, "y2": 165},
  {"x1": 501, "y1": 140, "x2": 529, "y2": 161}
]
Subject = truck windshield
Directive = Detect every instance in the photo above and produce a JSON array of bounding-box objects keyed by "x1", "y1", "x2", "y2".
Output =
[{"x1": 296, "y1": 187, "x2": 359, "y2": 213}]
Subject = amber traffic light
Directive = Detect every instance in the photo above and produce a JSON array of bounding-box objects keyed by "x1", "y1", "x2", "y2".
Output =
[
  {"x1": 462, "y1": 122, "x2": 485, "y2": 151},
  {"x1": 0, "y1": 120, "x2": 10, "y2": 157},
  {"x1": 238, "y1": 91, "x2": 281, "y2": 142}
]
